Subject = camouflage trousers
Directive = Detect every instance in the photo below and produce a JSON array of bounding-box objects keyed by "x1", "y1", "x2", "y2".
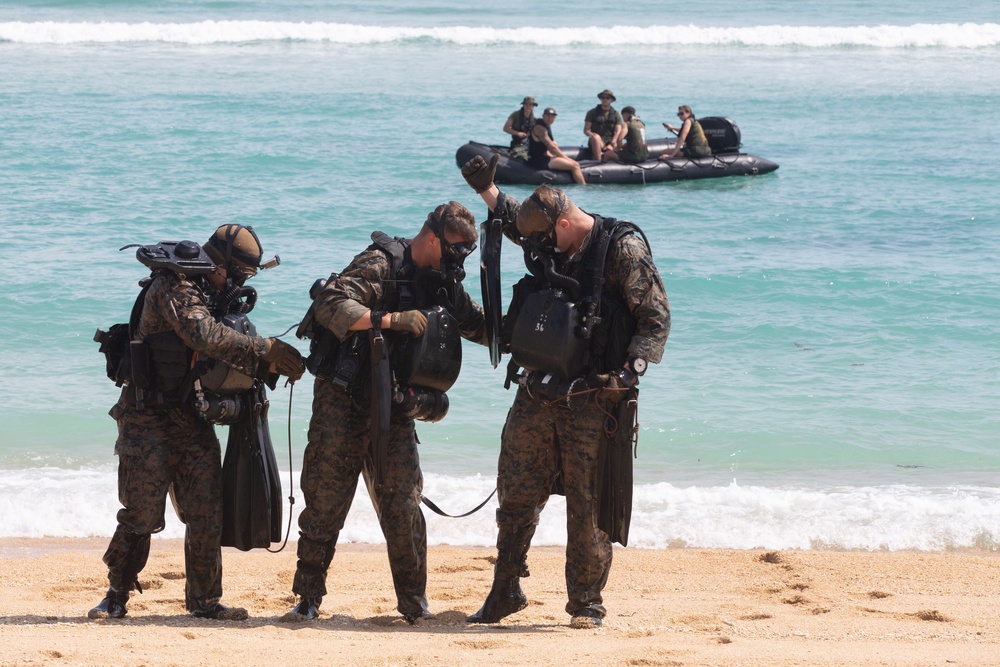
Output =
[
  {"x1": 102, "y1": 403, "x2": 224, "y2": 612},
  {"x1": 293, "y1": 377, "x2": 428, "y2": 617},
  {"x1": 494, "y1": 386, "x2": 613, "y2": 618}
]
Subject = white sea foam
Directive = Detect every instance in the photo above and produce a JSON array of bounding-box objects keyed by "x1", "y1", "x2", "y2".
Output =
[
  {"x1": 2, "y1": 468, "x2": 997, "y2": 551},
  {"x1": 1, "y1": 21, "x2": 998, "y2": 48}
]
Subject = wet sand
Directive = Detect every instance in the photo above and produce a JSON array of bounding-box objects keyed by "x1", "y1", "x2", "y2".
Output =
[{"x1": 1, "y1": 538, "x2": 998, "y2": 666}]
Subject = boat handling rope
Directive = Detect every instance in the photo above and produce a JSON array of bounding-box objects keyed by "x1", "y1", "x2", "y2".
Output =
[
  {"x1": 271, "y1": 320, "x2": 497, "y2": 523},
  {"x1": 421, "y1": 488, "x2": 497, "y2": 518}
]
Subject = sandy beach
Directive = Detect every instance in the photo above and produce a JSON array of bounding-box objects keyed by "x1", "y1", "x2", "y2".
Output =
[{"x1": 0, "y1": 539, "x2": 997, "y2": 666}]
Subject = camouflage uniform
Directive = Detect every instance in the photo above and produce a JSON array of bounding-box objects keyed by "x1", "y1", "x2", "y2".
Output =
[
  {"x1": 490, "y1": 192, "x2": 670, "y2": 618},
  {"x1": 102, "y1": 271, "x2": 269, "y2": 613},
  {"x1": 293, "y1": 241, "x2": 485, "y2": 617}
]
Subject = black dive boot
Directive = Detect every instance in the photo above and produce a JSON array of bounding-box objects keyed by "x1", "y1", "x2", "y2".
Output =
[
  {"x1": 466, "y1": 578, "x2": 528, "y2": 623},
  {"x1": 403, "y1": 598, "x2": 432, "y2": 625},
  {"x1": 281, "y1": 596, "x2": 321, "y2": 622},
  {"x1": 190, "y1": 602, "x2": 249, "y2": 621},
  {"x1": 88, "y1": 587, "x2": 129, "y2": 620}
]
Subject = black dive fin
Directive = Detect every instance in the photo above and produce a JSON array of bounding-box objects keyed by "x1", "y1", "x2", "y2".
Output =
[
  {"x1": 221, "y1": 384, "x2": 283, "y2": 551},
  {"x1": 480, "y1": 217, "x2": 504, "y2": 368},
  {"x1": 366, "y1": 326, "x2": 392, "y2": 490},
  {"x1": 597, "y1": 390, "x2": 637, "y2": 547}
]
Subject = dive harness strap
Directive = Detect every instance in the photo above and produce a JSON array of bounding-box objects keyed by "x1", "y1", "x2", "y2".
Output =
[
  {"x1": 126, "y1": 278, "x2": 155, "y2": 408},
  {"x1": 368, "y1": 310, "x2": 392, "y2": 490}
]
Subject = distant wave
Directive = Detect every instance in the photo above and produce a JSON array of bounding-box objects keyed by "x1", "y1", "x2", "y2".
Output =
[{"x1": 1, "y1": 21, "x2": 999, "y2": 48}]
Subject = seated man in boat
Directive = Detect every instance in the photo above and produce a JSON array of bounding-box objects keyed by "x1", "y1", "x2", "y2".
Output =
[
  {"x1": 503, "y1": 96, "x2": 538, "y2": 161},
  {"x1": 528, "y1": 107, "x2": 587, "y2": 185},
  {"x1": 583, "y1": 89, "x2": 625, "y2": 162},
  {"x1": 660, "y1": 105, "x2": 712, "y2": 159},
  {"x1": 603, "y1": 106, "x2": 648, "y2": 164}
]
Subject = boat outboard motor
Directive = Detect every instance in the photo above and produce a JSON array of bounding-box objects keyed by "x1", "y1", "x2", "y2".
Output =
[{"x1": 698, "y1": 117, "x2": 742, "y2": 154}]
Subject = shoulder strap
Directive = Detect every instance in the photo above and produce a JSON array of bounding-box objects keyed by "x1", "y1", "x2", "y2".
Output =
[
  {"x1": 128, "y1": 277, "x2": 154, "y2": 341},
  {"x1": 369, "y1": 231, "x2": 414, "y2": 309},
  {"x1": 577, "y1": 217, "x2": 646, "y2": 339},
  {"x1": 369, "y1": 232, "x2": 409, "y2": 271}
]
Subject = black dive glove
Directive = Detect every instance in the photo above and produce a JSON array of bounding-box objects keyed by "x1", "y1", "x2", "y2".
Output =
[
  {"x1": 263, "y1": 337, "x2": 305, "y2": 382},
  {"x1": 461, "y1": 154, "x2": 499, "y2": 193}
]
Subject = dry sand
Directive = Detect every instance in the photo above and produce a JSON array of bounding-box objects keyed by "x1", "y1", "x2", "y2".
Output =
[{"x1": 1, "y1": 538, "x2": 998, "y2": 666}]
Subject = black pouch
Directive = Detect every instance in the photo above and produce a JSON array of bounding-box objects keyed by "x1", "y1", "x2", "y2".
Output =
[
  {"x1": 144, "y1": 331, "x2": 193, "y2": 405},
  {"x1": 94, "y1": 323, "x2": 131, "y2": 386},
  {"x1": 94, "y1": 280, "x2": 152, "y2": 387}
]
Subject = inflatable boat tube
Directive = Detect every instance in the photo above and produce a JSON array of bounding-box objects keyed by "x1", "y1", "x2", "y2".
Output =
[{"x1": 455, "y1": 117, "x2": 778, "y2": 185}]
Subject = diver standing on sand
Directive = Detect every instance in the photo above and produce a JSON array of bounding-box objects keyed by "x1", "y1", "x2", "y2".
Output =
[
  {"x1": 90, "y1": 224, "x2": 304, "y2": 620},
  {"x1": 460, "y1": 155, "x2": 669, "y2": 628},
  {"x1": 285, "y1": 202, "x2": 487, "y2": 624}
]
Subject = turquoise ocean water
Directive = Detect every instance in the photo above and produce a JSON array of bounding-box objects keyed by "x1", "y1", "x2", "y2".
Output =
[{"x1": 2, "y1": 0, "x2": 999, "y2": 551}]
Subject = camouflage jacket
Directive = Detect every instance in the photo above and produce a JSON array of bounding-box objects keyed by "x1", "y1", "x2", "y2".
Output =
[
  {"x1": 313, "y1": 241, "x2": 487, "y2": 346},
  {"x1": 138, "y1": 271, "x2": 268, "y2": 377}
]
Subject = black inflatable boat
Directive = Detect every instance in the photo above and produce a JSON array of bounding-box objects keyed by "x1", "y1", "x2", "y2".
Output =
[{"x1": 455, "y1": 117, "x2": 779, "y2": 185}]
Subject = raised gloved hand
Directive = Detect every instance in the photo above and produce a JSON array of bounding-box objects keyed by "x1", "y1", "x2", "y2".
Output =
[
  {"x1": 262, "y1": 337, "x2": 305, "y2": 382},
  {"x1": 461, "y1": 154, "x2": 499, "y2": 193},
  {"x1": 390, "y1": 310, "x2": 428, "y2": 337}
]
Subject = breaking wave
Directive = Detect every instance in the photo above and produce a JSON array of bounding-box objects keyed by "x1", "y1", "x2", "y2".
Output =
[{"x1": 2, "y1": 467, "x2": 997, "y2": 552}]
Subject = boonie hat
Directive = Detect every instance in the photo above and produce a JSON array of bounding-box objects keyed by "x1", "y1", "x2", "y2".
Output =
[
  {"x1": 597, "y1": 89, "x2": 616, "y2": 101},
  {"x1": 543, "y1": 107, "x2": 558, "y2": 116},
  {"x1": 522, "y1": 96, "x2": 537, "y2": 106}
]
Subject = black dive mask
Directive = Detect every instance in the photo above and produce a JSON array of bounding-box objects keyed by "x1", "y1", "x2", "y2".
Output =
[
  {"x1": 427, "y1": 211, "x2": 476, "y2": 285},
  {"x1": 523, "y1": 230, "x2": 556, "y2": 254},
  {"x1": 227, "y1": 264, "x2": 255, "y2": 287},
  {"x1": 519, "y1": 189, "x2": 564, "y2": 257},
  {"x1": 439, "y1": 238, "x2": 475, "y2": 284}
]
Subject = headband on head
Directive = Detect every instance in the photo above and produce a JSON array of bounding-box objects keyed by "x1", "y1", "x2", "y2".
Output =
[{"x1": 528, "y1": 189, "x2": 568, "y2": 232}]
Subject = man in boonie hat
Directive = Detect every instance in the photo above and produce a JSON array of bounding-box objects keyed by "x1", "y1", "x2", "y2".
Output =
[
  {"x1": 584, "y1": 89, "x2": 624, "y2": 162},
  {"x1": 503, "y1": 96, "x2": 539, "y2": 161}
]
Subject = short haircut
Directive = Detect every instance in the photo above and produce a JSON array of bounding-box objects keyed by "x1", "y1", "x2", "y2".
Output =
[
  {"x1": 516, "y1": 185, "x2": 570, "y2": 237},
  {"x1": 426, "y1": 201, "x2": 478, "y2": 244}
]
